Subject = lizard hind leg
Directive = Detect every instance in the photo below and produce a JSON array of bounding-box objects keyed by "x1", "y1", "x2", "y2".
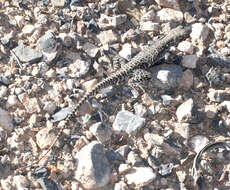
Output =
[{"x1": 128, "y1": 69, "x2": 152, "y2": 95}]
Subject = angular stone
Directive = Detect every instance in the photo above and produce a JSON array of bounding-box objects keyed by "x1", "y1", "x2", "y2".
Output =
[
  {"x1": 0, "y1": 108, "x2": 13, "y2": 132},
  {"x1": 156, "y1": 8, "x2": 183, "y2": 23},
  {"x1": 181, "y1": 55, "x2": 198, "y2": 69}
]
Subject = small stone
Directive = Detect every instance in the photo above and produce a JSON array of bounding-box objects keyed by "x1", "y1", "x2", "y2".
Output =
[
  {"x1": 174, "y1": 123, "x2": 190, "y2": 140},
  {"x1": 155, "y1": 0, "x2": 180, "y2": 11},
  {"x1": 74, "y1": 141, "x2": 111, "y2": 189},
  {"x1": 51, "y1": 0, "x2": 66, "y2": 7},
  {"x1": 98, "y1": 14, "x2": 127, "y2": 29},
  {"x1": 144, "y1": 133, "x2": 164, "y2": 147},
  {"x1": 82, "y1": 79, "x2": 98, "y2": 92},
  {"x1": 18, "y1": 93, "x2": 41, "y2": 113},
  {"x1": 115, "y1": 145, "x2": 131, "y2": 159},
  {"x1": 50, "y1": 107, "x2": 72, "y2": 122},
  {"x1": 221, "y1": 101, "x2": 230, "y2": 112},
  {"x1": 158, "y1": 163, "x2": 173, "y2": 176},
  {"x1": 37, "y1": 31, "x2": 57, "y2": 53},
  {"x1": 6, "y1": 95, "x2": 19, "y2": 107},
  {"x1": 177, "y1": 41, "x2": 194, "y2": 54},
  {"x1": 22, "y1": 24, "x2": 35, "y2": 35},
  {"x1": 127, "y1": 151, "x2": 143, "y2": 166},
  {"x1": 206, "y1": 67, "x2": 226, "y2": 86},
  {"x1": 134, "y1": 103, "x2": 147, "y2": 117},
  {"x1": 160, "y1": 95, "x2": 175, "y2": 106},
  {"x1": 89, "y1": 122, "x2": 112, "y2": 144},
  {"x1": 36, "y1": 128, "x2": 57, "y2": 149},
  {"x1": 0, "y1": 86, "x2": 7, "y2": 98},
  {"x1": 181, "y1": 55, "x2": 198, "y2": 69},
  {"x1": 97, "y1": 30, "x2": 118, "y2": 44},
  {"x1": 13, "y1": 175, "x2": 30, "y2": 189},
  {"x1": 176, "y1": 98, "x2": 200, "y2": 123},
  {"x1": 119, "y1": 43, "x2": 139, "y2": 61},
  {"x1": 205, "y1": 105, "x2": 218, "y2": 119},
  {"x1": 12, "y1": 44, "x2": 42, "y2": 64},
  {"x1": 0, "y1": 108, "x2": 14, "y2": 132},
  {"x1": 189, "y1": 135, "x2": 209, "y2": 153},
  {"x1": 150, "y1": 64, "x2": 183, "y2": 89},
  {"x1": 114, "y1": 182, "x2": 127, "y2": 190},
  {"x1": 125, "y1": 167, "x2": 156, "y2": 187},
  {"x1": 140, "y1": 22, "x2": 160, "y2": 32},
  {"x1": 190, "y1": 23, "x2": 210, "y2": 41},
  {"x1": 207, "y1": 89, "x2": 225, "y2": 103},
  {"x1": 141, "y1": 9, "x2": 156, "y2": 22},
  {"x1": 179, "y1": 69, "x2": 194, "y2": 89},
  {"x1": 43, "y1": 101, "x2": 57, "y2": 114},
  {"x1": 156, "y1": 8, "x2": 183, "y2": 23},
  {"x1": 118, "y1": 164, "x2": 131, "y2": 174},
  {"x1": 176, "y1": 170, "x2": 187, "y2": 183},
  {"x1": 113, "y1": 110, "x2": 145, "y2": 135},
  {"x1": 83, "y1": 42, "x2": 99, "y2": 57}
]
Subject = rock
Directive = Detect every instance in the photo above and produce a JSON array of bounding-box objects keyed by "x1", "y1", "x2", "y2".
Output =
[
  {"x1": 98, "y1": 14, "x2": 127, "y2": 29},
  {"x1": 158, "y1": 163, "x2": 173, "y2": 176},
  {"x1": 118, "y1": 164, "x2": 132, "y2": 174},
  {"x1": 181, "y1": 55, "x2": 198, "y2": 69},
  {"x1": 18, "y1": 93, "x2": 41, "y2": 113},
  {"x1": 174, "y1": 123, "x2": 190, "y2": 140},
  {"x1": 36, "y1": 128, "x2": 57, "y2": 149},
  {"x1": 22, "y1": 24, "x2": 35, "y2": 35},
  {"x1": 51, "y1": 0, "x2": 66, "y2": 7},
  {"x1": 13, "y1": 175, "x2": 30, "y2": 189},
  {"x1": 119, "y1": 43, "x2": 139, "y2": 61},
  {"x1": 141, "y1": 9, "x2": 156, "y2": 22},
  {"x1": 155, "y1": 0, "x2": 180, "y2": 11},
  {"x1": 82, "y1": 79, "x2": 98, "y2": 92},
  {"x1": 160, "y1": 95, "x2": 176, "y2": 106},
  {"x1": 97, "y1": 30, "x2": 118, "y2": 44},
  {"x1": 205, "y1": 104, "x2": 218, "y2": 119},
  {"x1": 125, "y1": 167, "x2": 156, "y2": 187},
  {"x1": 140, "y1": 22, "x2": 160, "y2": 32},
  {"x1": 113, "y1": 110, "x2": 145, "y2": 135},
  {"x1": 89, "y1": 122, "x2": 112, "y2": 144},
  {"x1": 37, "y1": 31, "x2": 57, "y2": 53},
  {"x1": 189, "y1": 135, "x2": 209, "y2": 153},
  {"x1": 83, "y1": 42, "x2": 99, "y2": 57},
  {"x1": 205, "y1": 67, "x2": 226, "y2": 86},
  {"x1": 74, "y1": 141, "x2": 111, "y2": 189},
  {"x1": 179, "y1": 69, "x2": 193, "y2": 89},
  {"x1": 127, "y1": 151, "x2": 143, "y2": 166},
  {"x1": 43, "y1": 101, "x2": 57, "y2": 114},
  {"x1": 176, "y1": 98, "x2": 200, "y2": 123},
  {"x1": 50, "y1": 107, "x2": 72, "y2": 122},
  {"x1": 156, "y1": 8, "x2": 183, "y2": 23},
  {"x1": 114, "y1": 182, "x2": 128, "y2": 190},
  {"x1": 150, "y1": 64, "x2": 183, "y2": 89},
  {"x1": 177, "y1": 41, "x2": 194, "y2": 54},
  {"x1": 115, "y1": 145, "x2": 131, "y2": 159},
  {"x1": 12, "y1": 44, "x2": 42, "y2": 64},
  {"x1": 207, "y1": 89, "x2": 225, "y2": 103},
  {"x1": 0, "y1": 108, "x2": 14, "y2": 132},
  {"x1": 190, "y1": 23, "x2": 210, "y2": 41},
  {"x1": 221, "y1": 101, "x2": 230, "y2": 112},
  {"x1": 6, "y1": 95, "x2": 19, "y2": 107}
]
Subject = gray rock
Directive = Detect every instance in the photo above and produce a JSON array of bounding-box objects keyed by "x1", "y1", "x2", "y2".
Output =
[
  {"x1": 37, "y1": 31, "x2": 57, "y2": 53},
  {"x1": 158, "y1": 163, "x2": 173, "y2": 176},
  {"x1": 156, "y1": 8, "x2": 183, "y2": 23},
  {"x1": 181, "y1": 55, "x2": 198, "y2": 69},
  {"x1": 0, "y1": 108, "x2": 14, "y2": 132},
  {"x1": 150, "y1": 64, "x2": 183, "y2": 89},
  {"x1": 50, "y1": 107, "x2": 72, "y2": 122},
  {"x1": 89, "y1": 122, "x2": 112, "y2": 144},
  {"x1": 113, "y1": 110, "x2": 145, "y2": 135},
  {"x1": 190, "y1": 23, "x2": 210, "y2": 41},
  {"x1": 74, "y1": 141, "x2": 111, "y2": 189},
  {"x1": 12, "y1": 44, "x2": 42, "y2": 64},
  {"x1": 205, "y1": 67, "x2": 226, "y2": 86},
  {"x1": 189, "y1": 135, "x2": 209, "y2": 153},
  {"x1": 155, "y1": 0, "x2": 180, "y2": 10},
  {"x1": 125, "y1": 167, "x2": 156, "y2": 187}
]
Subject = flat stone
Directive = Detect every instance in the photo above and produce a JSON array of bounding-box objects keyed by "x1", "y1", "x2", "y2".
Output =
[
  {"x1": 37, "y1": 31, "x2": 57, "y2": 53},
  {"x1": 140, "y1": 22, "x2": 160, "y2": 32},
  {"x1": 177, "y1": 41, "x2": 194, "y2": 54},
  {"x1": 156, "y1": 8, "x2": 183, "y2": 23},
  {"x1": 83, "y1": 42, "x2": 99, "y2": 57},
  {"x1": 125, "y1": 167, "x2": 156, "y2": 187},
  {"x1": 51, "y1": 0, "x2": 66, "y2": 7},
  {"x1": 0, "y1": 108, "x2": 14, "y2": 132},
  {"x1": 119, "y1": 43, "x2": 139, "y2": 61},
  {"x1": 97, "y1": 30, "x2": 118, "y2": 44},
  {"x1": 50, "y1": 107, "x2": 72, "y2": 122},
  {"x1": 113, "y1": 110, "x2": 145, "y2": 135},
  {"x1": 155, "y1": 0, "x2": 180, "y2": 11},
  {"x1": 158, "y1": 163, "x2": 173, "y2": 176},
  {"x1": 181, "y1": 55, "x2": 198, "y2": 69},
  {"x1": 74, "y1": 141, "x2": 111, "y2": 189},
  {"x1": 190, "y1": 23, "x2": 210, "y2": 41},
  {"x1": 12, "y1": 44, "x2": 42, "y2": 64}
]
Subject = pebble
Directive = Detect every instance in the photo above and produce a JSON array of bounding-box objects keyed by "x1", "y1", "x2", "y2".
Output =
[
  {"x1": 12, "y1": 44, "x2": 42, "y2": 64},
  {"x1": 115, "y1": 145, "x2": 131, "y2": 159},
  {"x1": 74, "y1": 141, "x2": 111, "y2": 189},
  {"x1": 6, "y1": 95, "x2": 19, "y2": 107},
  {"x1": 156, "y1": 8, "x2": 184, "y2": 23},
  {"x1": 22, "y1": 24, "x2": 36, "y2": 35},
  {"x1": 83, "y1": 42, "x2": 99, "y2": 57},
  {"x1": 127, "y1": 151, "x2": 143, "y2": 166},
  {"x1": 181, "y1": 55, "x2": 198, "y2": 69},
  {"x1": 158, "y1": 163, "x2": 173, "y2": 176},
  {"x1": 43, "y1": 101, "x2": 57, "y2": 114},
  {"x1": 207, "y1": 89, "x2": 225, "y2": 103},
  {"x1": 176, "y1": 98, "x2": 200, "y2": 123},
  {"x1": 37, "y1": 31, "x2": 57, "y2": 53},
  {"x1": 190, "y1": 23, "x2": 210, "y2": 41},
  {"x1": 221, "y1": 101, "x2": 230, "y2": 112},
  {"x1": 50, "y1": 107, "x2": 72, "y2": 122},
  {"x1": 89, "y1": 122, "x2": 112, "y2": 144},
  {"x1": 51, "y1": 0, "x2": 66, "y2": 7},
  {"x1": 155, "y1": 0, "x2": 180, "y2": 11},
  {"x1": 113, "y1": 110, "x2": 146, "y2": 135},
  {"x1": 119, "y1": 43, "x2": 139, "y2": 61},
  {"x1": 177, "y1": 41, "x2": 194, "y2": 54},
  {"x1": 13, "y1": 175, "x2": 30, "y2": 189},
  {"x1": 97, "y1": 29, "x2": 118, "y2": 44},
  {"x1": 205, "y1": 104, "x2": 218, "y2": 118},
  {"x1": 174, "y1": 123, "x2": 190, "y2": 140},
  {"x1": 0, "y1": 108, "x2": 14, "y2": 132},
  {"x1": 141, "y1": 9, "x2": 156, "y2": 22},
  {"x1": 18, "y1": 93, "x2": 41, "y2": 113},
  {"x1": 125, "y1": 167, "x2": 156, "y2": 187},
  {"x1": 189, "y1": 135, "x2": 209, "y2": 153},
  {"x1": 179, "y1": 69, "x2": 194, "y2": 89},
  {"x1": 36, "y1": 127, "x2": 57, "y2": 149},
  {"x1": 140, "y1": 22, "x2": 160, "y2": 32},
  {"x1": 150, "y1": 64, "x2": 183, "y2": 89}
]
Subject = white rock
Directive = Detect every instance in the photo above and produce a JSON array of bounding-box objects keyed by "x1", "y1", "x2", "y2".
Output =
[
  {"x1": 97, "y1": 30, "x2": 118, "y2": 44},
  {"x1": 156, "y1": 8, "x2": 183, "y2": 23},
  {"x1": 177, "y1": 41, "x2": 194, "y2": 54},
  {"x1": 140, "y1": 22, "x2": 160, "y2": 32},
  {"x1": 83, "y1": 42, "x2": 99, "y2": 58},
  {"x1": 13, "y1": 175, "x2": 30, "y2": 189},
  {"x1": 141, "y1": 10, "x2": 156, "y2": 22},
  {"x1": 190, "y1": 23, "x2": 210, "y2": 41},
  {"x1": 51, "y1": 0, "x2": 66, "y2": 7},
  {"x1": 221, "y1": 101, "x2": 230, "y2": 112},
  {"x1": 0, "y1": 108, "x2": 14, "y2": 132},
  {"x1": 205, "y1": 104, "x2": 218, "y2": 119},
  {"x1": 36, "y1": 128, "x2": 57, "y2": 149},
  {"x1": 22, "y1": 24, "x2": 35, "y2": 35},
  {"x1": 181, "y1": 55, "x2": 198, "y2": 69},
  {"x1": 125, "y1": 167, "x2": 156, "y2": 187},
  {"x1": 190, "y1": 135, "x2": 209, "y2": 153},
  {"x1": 7, "y1": 95, "x2": 19, "y2": 107},
  {"x1": 155, "y1": 0, "x2": 180, "y2": 10},
  {"x1": 119, "y1": 43, "x2": 139, "y2": 61},
  {"x1": 43, "y1": 101, "x2": 56, "y2": 114}
]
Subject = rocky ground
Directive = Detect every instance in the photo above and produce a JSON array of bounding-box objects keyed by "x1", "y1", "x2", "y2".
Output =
[{"x1": 0, "y1": 0, "x2": 230, "y2": 189}]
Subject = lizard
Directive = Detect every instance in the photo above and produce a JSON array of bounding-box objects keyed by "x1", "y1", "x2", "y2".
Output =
[{"x1": 17, "y1": 25, "x2": 191, "y2": 171}]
